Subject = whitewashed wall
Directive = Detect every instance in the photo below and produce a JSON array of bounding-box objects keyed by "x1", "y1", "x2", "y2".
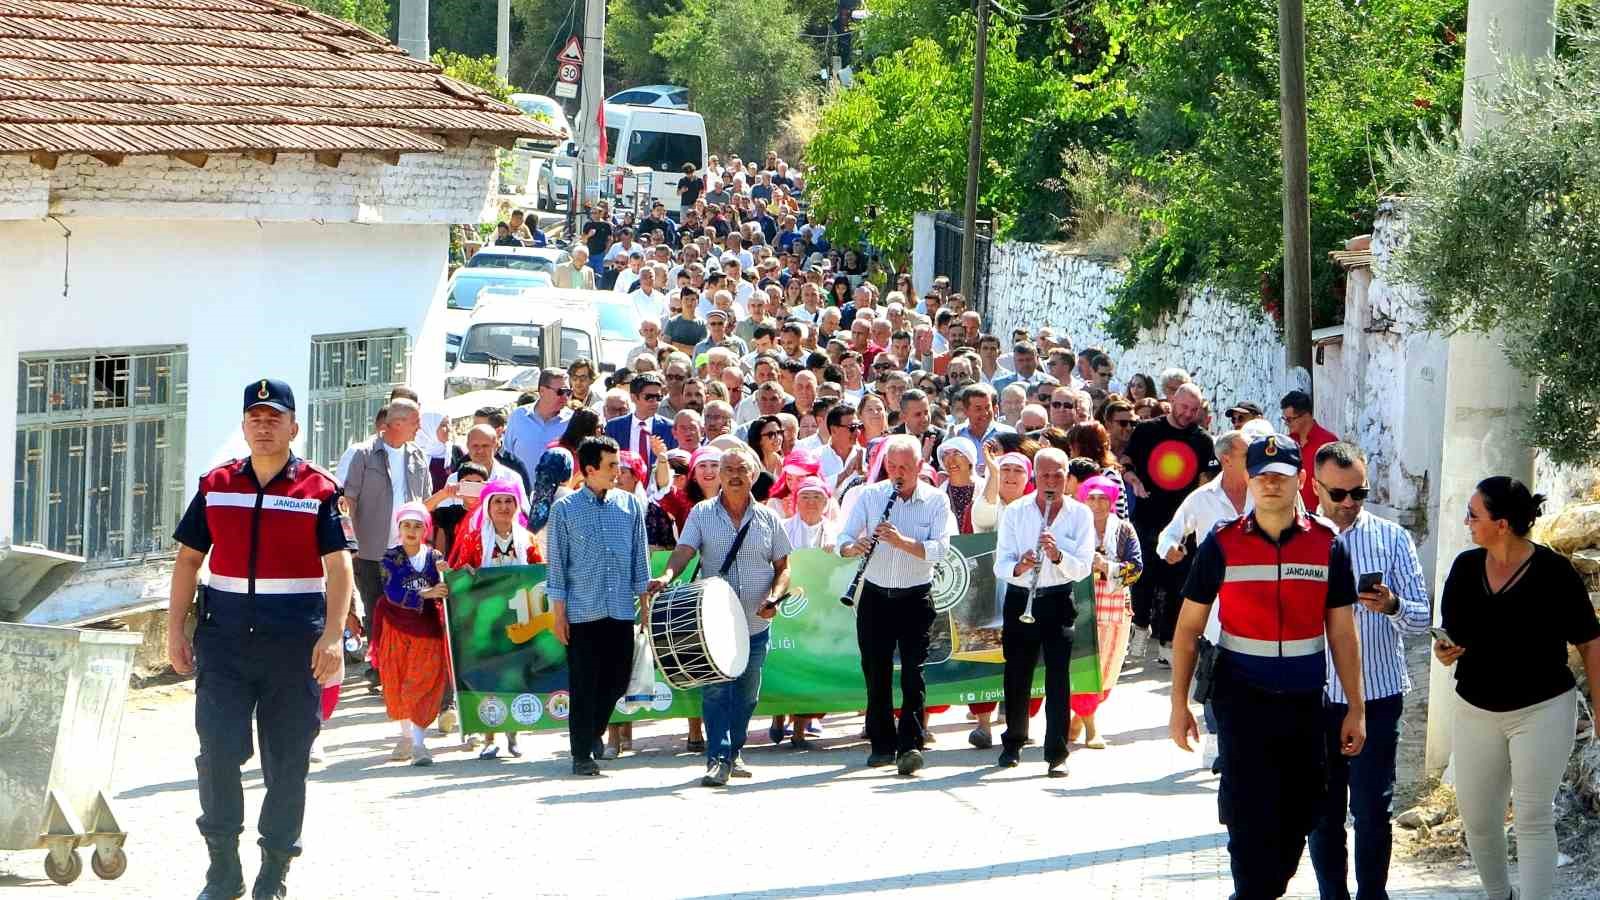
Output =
[
  {"x1": 980, "y1": 242, "x2": 1297, "y2": 430},
  {"x1": 0, "y1": 146, "x2": 499, "y2": 224}
]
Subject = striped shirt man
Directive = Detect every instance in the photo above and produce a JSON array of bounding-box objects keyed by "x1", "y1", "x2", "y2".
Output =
[
  {"x1": 1325, "y1": 509, "x2": 1432, "y2": 703},
  {"x1": 545, "y1": 484, "x2": 651, "y2": 623}
]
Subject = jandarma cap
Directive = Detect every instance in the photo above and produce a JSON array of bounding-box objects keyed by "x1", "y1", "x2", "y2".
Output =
[
  {"x1": 1246, "y1": 433, "x2": 1301, "y2": 478},
  {"x1": 244, "y1": 378, "x2": 294, "y2": 413}
]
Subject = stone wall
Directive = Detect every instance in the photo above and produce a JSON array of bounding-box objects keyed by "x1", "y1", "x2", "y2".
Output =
[
  {"x1": 980, "y1": 241, "x2": 1298, "y2": 430},
  {"x1": 0, "y1": 145, "x2": 500, "y2": 224}
]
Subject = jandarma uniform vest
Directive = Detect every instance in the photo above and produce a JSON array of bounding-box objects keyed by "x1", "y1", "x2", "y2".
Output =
[
  {"x1": 1213, "y1": 514, "x2": 1337, "y2": 694},
  {"x1": 198, "y1": 457, "x2": 341, "y2": 635}
]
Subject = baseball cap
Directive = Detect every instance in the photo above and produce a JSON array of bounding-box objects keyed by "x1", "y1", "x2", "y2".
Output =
[
  {"x1": 244, "y1": 378, "x2": 294, "y2": 413},
  {"x1": 705, "y1": 308, "x2": 730, "y2": 322},
  {"x1": 1227, "y1": 401, "x2": 1264, "y2": 418},
  {"x1": 1246, "y1": 433, "x2": 1301, "y2": 478}
]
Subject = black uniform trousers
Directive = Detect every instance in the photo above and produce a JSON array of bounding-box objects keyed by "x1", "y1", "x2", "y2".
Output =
[
  {"x1": 1212, "y1": 670, "x2": 1329, "y2": 900},
  {"x1": 999, "y1": 583, "x2": 1075, "y2": 761},
  {"x1": 193, "y1": 625, "x2": 321, "y2": 855},
  {"x1": 565, "y1": 617, "x2": 635, "y2": 763},
  {"x1": 856, "y1": 581, "x2": 935, "y2": 756}
]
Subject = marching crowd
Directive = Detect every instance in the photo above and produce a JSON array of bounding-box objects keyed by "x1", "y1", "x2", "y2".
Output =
[{"x1": 167, "y1": 149, "x2": 1600, "y2": 900}]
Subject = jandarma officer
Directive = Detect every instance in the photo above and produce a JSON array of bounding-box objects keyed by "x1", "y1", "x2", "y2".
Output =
[
  {"x1": 1167, "y1": 433, "x2": 1367, "y2": 900},
  {"x1": 167, "y1": 378, "x2": 356, "y2": 900}
]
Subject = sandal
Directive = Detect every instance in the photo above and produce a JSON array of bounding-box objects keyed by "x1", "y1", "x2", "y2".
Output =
[
  {"x1": 686, "y1": 738, "x2": 707, "y2": 753},
  {"x1": 1085, "y1": 735, "x2": 1108, "y2": 750}
]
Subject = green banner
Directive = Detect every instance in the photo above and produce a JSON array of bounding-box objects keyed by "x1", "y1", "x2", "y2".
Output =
[{"x1": 444, "y1": 534, "x2": 1100, "y2": 733}]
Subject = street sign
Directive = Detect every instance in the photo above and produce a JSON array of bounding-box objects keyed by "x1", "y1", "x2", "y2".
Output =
[
  {"x1": 557, "y1": 62, "x2": 579, "y2": 84},
  {"x1": 555, "y1": 81, "x2": 577, "y2": 99},
  {"x1": 557, "y1": 36, "x2": 582, "y2": 65}
]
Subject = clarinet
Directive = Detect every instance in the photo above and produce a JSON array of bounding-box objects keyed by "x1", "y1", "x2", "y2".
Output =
[
  {"x1": 840, "y1": 479, "x2": 901, "y2": 607},
  {"x1": 1018, "y1": 491, "x2": 1057, "y2": 625}
]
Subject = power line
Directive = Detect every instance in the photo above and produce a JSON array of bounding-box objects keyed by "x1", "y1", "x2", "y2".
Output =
[{"x1": 988, "y1": 0, "x2": 1094, "y2": 23}]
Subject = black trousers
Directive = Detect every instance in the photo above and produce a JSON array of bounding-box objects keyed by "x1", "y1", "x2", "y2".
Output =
[
  {"x1": 999, "y1": 583, "x2": 1075, "y2": 760},
  {"x1": 856, "y1": 581, "x2": 935, "y2": 756},
  {"x1": 1131, "y1": 523, "x2": 1190, "y2": 642},
  {"x1": 1213, "y1": 673, "x2": 1329, "y2": 900},
  {"x1": 565, "y1": 617, "x2": 634, "y2": 762},
  {"x1": 1130, "y1": 523, "x2": 1161, "y2": 630},
  {"x1": 193, "y1": 626, "x2": 320, "y2": 855}
]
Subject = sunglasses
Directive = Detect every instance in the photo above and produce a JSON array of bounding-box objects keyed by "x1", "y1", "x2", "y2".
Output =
[
  {"x1": 838, "y1": 422, "x2": 864, "y2": 431},
  {"x1": 665, "y1": 374, "x2": 686, "y2": 382},
  {"x1": 640, "y1": 393, "x2": 663, "y2": 402},
  {"x1": 1318, "y1": 483, "x2": 1370, "y2": 503},
  {"x1": 873, "y1": 364, "x2": 894, "y2": 372},
  {"x1": 549, "y1": 387, "x2": 573, "y2": 397},
  {"x1": 1111, "y1": 418, "x2": 1135, "y2": 428}
]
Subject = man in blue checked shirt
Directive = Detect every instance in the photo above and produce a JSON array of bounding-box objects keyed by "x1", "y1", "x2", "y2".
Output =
[
  {"x1": 546, "y1": 435, "x2": 651, "y2": 777},
  {"x1": 1307, "y1": 441, "x2": 1431, "y2": 900}
]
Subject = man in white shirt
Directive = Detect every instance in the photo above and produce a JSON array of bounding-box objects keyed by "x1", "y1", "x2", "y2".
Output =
[
  {"x1": 720, "y1": 256, "x2": 755, "y2": 314},
  {"x1": 992, "y1": 448, "x2": 1096, "y2": 775},
  {"x1": 613, "y1": 248, "x2": 646, "y2": 294},
  {"x1": 433, "y1": 425, "x2": 523, "y2": 511},
  {"x1": 603, "y1": 226, "x2": 638, "y2": 268},
  {"x1": 626, "y1": 319, "x2": 667, "y2": 367},
  {"x1": 817, "y1": 403, "x2": 862, "y2": 489}
]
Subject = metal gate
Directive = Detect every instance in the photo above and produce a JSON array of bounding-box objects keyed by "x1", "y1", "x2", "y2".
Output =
[{"x1": 931, "y1": 211, "x2": 991, "y2": 311}]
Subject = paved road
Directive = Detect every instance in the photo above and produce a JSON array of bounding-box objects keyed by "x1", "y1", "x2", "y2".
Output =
[{"x1": 0, "y1": 660, "x2": 1482, "y2": 898}]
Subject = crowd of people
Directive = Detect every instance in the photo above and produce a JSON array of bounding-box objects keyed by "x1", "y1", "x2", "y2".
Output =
[{"x1": 168, "y1": 150, "x2": 1599, "y2": 900}]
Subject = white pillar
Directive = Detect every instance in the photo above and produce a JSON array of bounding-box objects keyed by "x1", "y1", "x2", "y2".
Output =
[
  {"x1": 575, "y1": 0, "x2": 607, "y2": 203},
  {"x1": 397, "y1": 0, "x2": 429, "y2": 61},
  {"x1": 495, "y1": 0, "x2": 510, "y2": 83},
  {"x1": 1423, "y1": 0, "x2": 1555, "y2": 775}
]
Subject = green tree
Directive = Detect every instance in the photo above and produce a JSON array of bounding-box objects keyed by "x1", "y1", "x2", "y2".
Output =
[
  {"x1": 431, "y1": 0, "x2": 497, "y2": 58},
  {"x1": 653, "y1": 0, "x2": 819, "y2": 158},
  {"x1": 291, "y1": 0, "x2": 390, "y2": 35},
  {"x1": 606, "y1": 0, "x2": 675, "y2": 87},
  {"x1": 1384, "y1": 18, "x2": 1600, "y2": 463},
  {"x1": 432, "y1": 50, "x2": 518, "y2": 102}
]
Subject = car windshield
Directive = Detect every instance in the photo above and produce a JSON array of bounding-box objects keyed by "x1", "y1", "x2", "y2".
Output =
[
  {"x1": 464, "y1": 253, "x2": 556, "y2": 274},
  {"x1": 594, "y1": 302, "x2": 637, "y2": 342},
  {"x1": 561, "y1": 327, "x2": 594, "y2": 365},
  {"x1": 448, "y1": 271, "x2": 546, "y2": 309},
  {"x1": 626, "y1": 130, "x2": 702, "y2": 172},
  {"x1": 514, "y1": 98, "x2": 559, "y2": 119},
  {"x1": 503, "y1": 367, "x2": 543, "y2": 392},
  {"x1": 459, "y1": 324, "x2": 543, "y2": 367}
]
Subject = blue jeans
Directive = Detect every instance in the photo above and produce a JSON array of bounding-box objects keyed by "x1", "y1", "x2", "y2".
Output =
[
  {"x1": 702, "y1": 630, "x2": 770, "y2": 764},
  {"x1": 1308, "y1": 693, "x2": 1404, "y2": 900}
]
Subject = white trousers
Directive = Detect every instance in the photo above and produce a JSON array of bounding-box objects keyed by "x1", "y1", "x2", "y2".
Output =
[{"x1": 1453, "y1": 689, "x2": 1577, "y2": 900}]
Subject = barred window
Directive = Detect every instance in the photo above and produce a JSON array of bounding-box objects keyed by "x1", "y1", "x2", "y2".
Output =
[
  {"x1": 307, "y1": 330, "x2": 411, "y2": 473},
  {"x1": 14, "y1": 347, "x2": 188, "y2": 565}
]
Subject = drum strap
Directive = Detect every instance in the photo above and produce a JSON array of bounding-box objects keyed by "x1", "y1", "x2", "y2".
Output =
[{"x1": 701, "y1": 517, "x2": 756, "y2": 581}]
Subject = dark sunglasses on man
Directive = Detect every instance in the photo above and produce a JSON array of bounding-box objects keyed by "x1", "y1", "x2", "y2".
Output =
[{"x1": 1317, "y1": 482, "x2": 1369, "y2": 503}]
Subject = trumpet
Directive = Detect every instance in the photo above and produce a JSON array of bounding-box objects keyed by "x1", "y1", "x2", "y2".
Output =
[
  {"x1": 841, "y1": 479, "x2": 901, "y2": 607},
  {"x1": 1018, "y1": 491, "x2": 1057, "y2": 625}
]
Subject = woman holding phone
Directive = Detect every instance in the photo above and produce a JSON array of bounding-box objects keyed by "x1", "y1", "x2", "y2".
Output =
[{"x1": 1438, "y1": 476, "x2": 1600, "y2": 900}]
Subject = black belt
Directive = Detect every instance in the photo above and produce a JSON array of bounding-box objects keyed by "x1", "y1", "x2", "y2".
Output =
[
  {"x1": 1005, "y1": 582, "x2": 1071, "y2": 599},
  {"x1": 864, "y1": 582, "x2": 931, "y2": 600}
]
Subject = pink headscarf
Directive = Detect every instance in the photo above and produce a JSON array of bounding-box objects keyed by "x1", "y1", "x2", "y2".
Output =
[
  {"x1": 770, "y1": 447, "x2": 821, "y2": 501},
  {"x1": 467, "y1": 477, "x2": 530, "y2": 534},
  {"x1": 996, "y1": 452, "x2": 1033, "y2": 481},
  {"x1": 393, "y1": 500, "x2": 433, "y2": 541},
  {"x1": 1077, "y1": 474, "x2": 1122, "y2": 506},
  {"x1": 617, "y1": 450, "x2": 648, "y2": 486}
]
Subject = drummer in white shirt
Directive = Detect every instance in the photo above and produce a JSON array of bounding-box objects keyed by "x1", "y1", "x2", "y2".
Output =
[{"x1": 649, "y1": 446, "x2": 792, "y2": 787}]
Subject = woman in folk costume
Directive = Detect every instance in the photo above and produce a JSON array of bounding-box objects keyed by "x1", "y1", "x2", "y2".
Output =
[
  {"x1": 1068, "y1": 475, "x2": 1143, "y2": 750},
  {"x1": 374, "y1": 502, "x2": 451, "y2": 767},
  {"x1": 766, "y1": 447, "x2": 821, "y2": 519},
  {"x1": 447, "y1": 478, "x2": 543, "y2": 759},
  {"x1": 936, "y1": 436, "x2": 983, "y2": 535},
  {"x1": 767, "y1": 475, "x2": 841, "y2": 749}
]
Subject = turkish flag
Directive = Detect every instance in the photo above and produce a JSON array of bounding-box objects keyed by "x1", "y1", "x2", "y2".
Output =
[{"x1": 596, "y1": 102, "x2": 607, "y2": 164}]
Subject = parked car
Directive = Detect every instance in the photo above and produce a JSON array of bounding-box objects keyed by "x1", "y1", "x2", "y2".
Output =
[
  {"x1": 462, "y1": 245, "x2": 566, "y2": 273},
  {"x1": 606, "y1": 84, "x2": 689, "y2": 108},
  {"x1": 601, "y1": 104, "x2": 707, "y2": 213},
  {"x1": 509, "y1": 93, "x2": 571, "y2": 140},
  {"x1": 592, "y1": 295, "x2": 644, "y2": 372},
  {"x1": 534, "y1": 153, "x2": 575, "y2": 212},
  {"x1": 442, "y1": 266, "x2": 555, "y2": 366},
  {"x1": 443, "y1": 293, "x2": 603, "y2": 398}
]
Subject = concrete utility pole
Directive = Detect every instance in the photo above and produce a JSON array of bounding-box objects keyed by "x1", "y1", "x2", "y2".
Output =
[
  {"x1": 1423, "y1": 0, "x2": 1555, "y2": 775},
  {"x1": 495, "y1": 0, "x2": 510, "y2": 82},
  {"x1": 568, "y1": 0, "x2": 606, "y2": 235},
  {"x1": 397, "y1": 0, "x2": 429, "y2": 61},
  {"x1": 1278, "y1": 0, "x2": 1313, "y2": 386},
  {"x1": 959, "y1": 0, "x2": 990, "y2": 300}
]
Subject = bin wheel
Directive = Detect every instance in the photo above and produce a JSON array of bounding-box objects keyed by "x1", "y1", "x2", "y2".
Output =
[
  {"x1": 91, "y1": 847, "x2": 127, "y2": 880},
  {"x1": 44, "y1": 849, "x2": 82, "y2": 885}
]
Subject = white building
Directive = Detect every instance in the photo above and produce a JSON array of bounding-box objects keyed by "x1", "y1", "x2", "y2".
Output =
[{"x1": 0, "y1": 0, "x2": 556, "y2": 623}]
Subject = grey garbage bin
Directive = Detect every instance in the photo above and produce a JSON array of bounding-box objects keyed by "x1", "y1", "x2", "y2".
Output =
[{"x1": 0, "y1": 622, "x2": 142, "y2": 885}]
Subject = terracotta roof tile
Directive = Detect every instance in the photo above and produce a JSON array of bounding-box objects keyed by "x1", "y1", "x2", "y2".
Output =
[{"x1": 0, "y1": 0, "x2": 557, "y2": 156}]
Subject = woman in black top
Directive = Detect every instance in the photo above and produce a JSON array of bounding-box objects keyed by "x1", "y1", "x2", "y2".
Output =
[{"x1": 1437, "y1": 476, "x2": 1600, "y2": 900}]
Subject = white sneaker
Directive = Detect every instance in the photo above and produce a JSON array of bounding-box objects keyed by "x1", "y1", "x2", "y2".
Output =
[
  {"x1": 309, "y1": 736, "x2": 326, "y2": 764},
  {"x1": 389, "y1": 734, "x2": 413, "y2": 762},
  {"x1": 411, "y1": 743, "x2": 433, "y2": 767},
  {"x1": 1202, "y1": 734, "x2": 1219, "y2": 771},
  {"x1": 1156, "y1": 643, "x2": 1173, "y2": 667}
]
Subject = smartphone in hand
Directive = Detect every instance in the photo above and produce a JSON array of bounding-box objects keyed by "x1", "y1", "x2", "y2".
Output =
[
  {"x1": 1358, "y1": 571, "x2": 1383, "y2": 594},
  {"x1": 1428, "y1": 626, "x2": 1458, "y2": 648}
]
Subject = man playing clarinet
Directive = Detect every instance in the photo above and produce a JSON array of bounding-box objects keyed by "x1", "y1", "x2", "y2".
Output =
[
  {"x1": 838, "y1": 435, "x2": 957, "y2": 776},
  {"x1": 993, "y1": 448, "x2": 1096, "y2": 776}
]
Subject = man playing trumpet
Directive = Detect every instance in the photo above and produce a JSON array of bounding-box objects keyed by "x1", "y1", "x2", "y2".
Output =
[
  {"x1": 993, "y1": 448, "x2": 1096, "y2": 775},
  {"x1": 838, "y1": 435, "x2": 957, "y2": 776}
]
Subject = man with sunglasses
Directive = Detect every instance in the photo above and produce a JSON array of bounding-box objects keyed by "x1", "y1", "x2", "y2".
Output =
[
  {"x1": 818, "y1": 403, "x2": 864, "y2": 488},
  {"x1": 1307, "y1": 442, "x2": 1431, "y2": 900},
  {"x1": 505, "y1": 367, "x2": 574, "y2": 478},
  {"x1": 1280, "y1": 390, "x2": 1337, "y2": 512},
  {"x1": 604, "y1": 372, "x2": 677, "y2": 466}
]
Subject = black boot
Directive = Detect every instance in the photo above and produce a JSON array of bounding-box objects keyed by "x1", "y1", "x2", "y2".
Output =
[
  {"x1": 250, "y1": 848, "x2": 293, "y2": 900},
  {"x1": 196, "y1": 837, "x2": 244, "y2": 900}
]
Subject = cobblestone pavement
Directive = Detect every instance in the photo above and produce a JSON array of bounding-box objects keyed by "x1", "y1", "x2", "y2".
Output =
[{"x1": 1, "y1": 661, "x2": 1484, "y2": 899}]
